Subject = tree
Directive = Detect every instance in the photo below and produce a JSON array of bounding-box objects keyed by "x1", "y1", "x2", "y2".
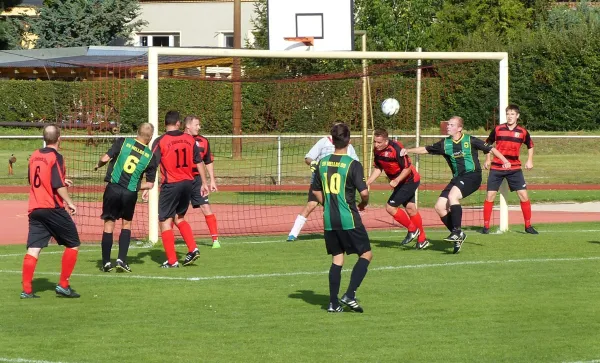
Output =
[
  {"x1": 0, "y1": 0, "x2": 24, "y2": 49},
  {"x1": 26, "y1": 0, "x2": 147, "y2": 48}
]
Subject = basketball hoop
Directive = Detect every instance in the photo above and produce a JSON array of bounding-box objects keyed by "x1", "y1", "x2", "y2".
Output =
[{"x1": 283, "y1": 37, "x2": 314, "y2": 46}]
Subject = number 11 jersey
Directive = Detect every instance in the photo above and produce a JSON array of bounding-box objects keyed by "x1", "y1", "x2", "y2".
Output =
[{"x1": 152, "y1": 130, "x2": 201, "y2": 185}]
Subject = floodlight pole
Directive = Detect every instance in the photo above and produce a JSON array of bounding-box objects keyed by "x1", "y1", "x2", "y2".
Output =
[
  {"x1": 232, "y1": 0, "x2": 242, "y2": 159},
  {"x1": 355, "y1": 30, "x2": 368, "y2": 175}
]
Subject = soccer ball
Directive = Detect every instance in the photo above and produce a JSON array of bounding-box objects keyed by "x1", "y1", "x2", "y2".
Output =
[{"x1": 381, "y1": 98, "x2": 400, "y2": 116}]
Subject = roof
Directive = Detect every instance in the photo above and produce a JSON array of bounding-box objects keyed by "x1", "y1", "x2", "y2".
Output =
[{"x1": 20, "y1": 0, "x2": 43, "y2": 6}]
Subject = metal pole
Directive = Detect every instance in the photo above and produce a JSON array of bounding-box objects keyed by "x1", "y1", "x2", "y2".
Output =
[
  {"x1": 148, "y1": 48, "x2": 159, "y2": 244},
  {"x1": 415, "y1": 47, "x2": 422, "y2": 206},
  {"x1": 232, "y1": 0, "x2": 243, "y2": 160},
  {"x1": 277, "y1": 136, "x2": 282, "y2": 185},
  {"x1": 355, "y1": 30, "x2": 368, "y2": 172}
]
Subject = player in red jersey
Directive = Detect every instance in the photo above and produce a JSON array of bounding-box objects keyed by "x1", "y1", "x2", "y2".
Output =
[
  {"x1": 183, "y1": 115, "x2": 220, "y2": 248},
  {"x1": 366, "y1": 129, "x2": 429, "y2": 249},
  {"x1": 21, "y1": 125, "x2": 81, "y2": 299},
  {"x1": 152, "y1": 111, "x2": 210, "y2": 268},
  {"x1": 482, "y1": 104, "x2": 538, "y2": 234}
]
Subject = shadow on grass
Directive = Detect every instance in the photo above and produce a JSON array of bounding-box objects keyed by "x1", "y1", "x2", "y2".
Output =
[
  {"x1": 288, "y1": 289, "x2": 329, "y2": 310},
  {"x1": 588, "y1": 241, "x2": 600, "y2": 245},
  {"x1": 32, "y1": 277, "x2": 57, "y2": 293}
]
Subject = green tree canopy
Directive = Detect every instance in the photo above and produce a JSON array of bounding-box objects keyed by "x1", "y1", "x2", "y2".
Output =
[{"x1": 0, "y1": 0, "x2": 24, "y2": 49}]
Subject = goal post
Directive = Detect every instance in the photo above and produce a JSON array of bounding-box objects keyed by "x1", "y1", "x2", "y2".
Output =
[{"x1": 147, "y1": 48, "x2": 510, "y2": 243}]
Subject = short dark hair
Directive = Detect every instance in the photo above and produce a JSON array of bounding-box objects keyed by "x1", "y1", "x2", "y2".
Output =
[
  {"x1": 164, "y1": 111, "x2": 180, "y2": 126},
  {"x1": 330, "y1": 123, "x2": 350, "y2": 149},
  {"x1": 506, "y1": 104, "x2": 520, "y2": 114},
  {"x1": 183, "y1": 115, "x2": 200, "y2": 126},
  {"x1": 43, "y1": 124, "x2": 60, "y2": 145},
  {"x1": 374, "y1": 128, "x2": 389, "y2": 139}
]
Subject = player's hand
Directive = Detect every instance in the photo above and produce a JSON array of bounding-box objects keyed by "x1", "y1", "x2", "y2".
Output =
[
  {"x1": 142, "y1": 190, "x2": 149, "y2": 202},
  {"x1": 389, "y1": 179, "x2": 399, "y2": 188},
  {"x1": 483, "y1": 160, "x2": 491, "y2": 170},
  {"x1": 502, "y1": 161, "x2": 511, "y2": 169},
  {"x1": 525, "y1": 161, "x2": 533, "y2": 170},
  {"x1": 309, "y1": 160, "x2": 318, "y2": 173},
  {"x1": 210, "y1": 180, "x2": 218, "y2": 192},
  {"x1": 64, "y1": 179, "x2": 74, "y2": 187},
  {"x1": 67, "y1": 203, "x2": 76, "y2": 216},
  {"x1": 358, "y1": 201, "x2": 367, "y2": 212},
  {"x1": 201, "y1": 184, "x2": 210, "y2": 197}
]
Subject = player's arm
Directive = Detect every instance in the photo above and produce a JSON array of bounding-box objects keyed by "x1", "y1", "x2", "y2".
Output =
[
  {"x1": 305, "y1": 138, "x2": 324, "y2": 170},
  {"x1": 95, "y1": 138, "x2": 123, "y2": 171},
  {"x1": 52, "y1": 156, "x2": 76, "y2": 215},
  {"x1": 401, "y1": 146, "x2": 429, "y2": 156},
  {"x1": 204, "y1": 140, "x2": 218, "y2": 192},
  {"x1": 483, "y1": 129, "x2": 496, "y2": 170},
  {"x1": 524, "y1": 132, "x2": 534, "y2": 170},
  {"x1": 140, "y1": 155, "x2": 157, "y2": 191},
  {"x1": 490, "y1": 148, "x2": 511, "y2": 169},
  {"x1": 193, "y1": 142, "x2": 209, "y2": 196},
  {"x1": 352, "y1": 163, "x2": 369, "y2": 211},
  {"x1": 390, "y1": 168, "x2": 411, "y2": 188},
  {"x1": 310, "y1": 165, "x2": 324, "y2": 204},
  {"x1": 366, "y1": 167, "x2": 382, "y2": 186}
]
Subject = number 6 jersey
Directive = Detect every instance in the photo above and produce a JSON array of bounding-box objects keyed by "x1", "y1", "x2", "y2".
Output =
[
  {"x1": 312, "y1": 154, "x2": 367, "y2": 231},
  {"x1": 104, "y1": 137, "x2": 157, "y2": 192},
  {"x1": 28, "y1": 148, "x2": 67, "y2": 213}
]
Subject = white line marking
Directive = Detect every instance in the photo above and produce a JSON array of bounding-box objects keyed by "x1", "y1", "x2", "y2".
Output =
[
  {"x1": 0, "y1": 358, "x2": 71, "y2": 363},
  {"x1": 563, "y1": 360, "x2": 600, "y2": 363},
  {"x1": 0, "y1": 256, "x2": 597, "y2": 282}
]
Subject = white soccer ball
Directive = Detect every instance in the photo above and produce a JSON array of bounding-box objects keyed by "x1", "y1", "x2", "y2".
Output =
[{"x1": 381, "y1": 98, "x2": 400, "y2": 116}]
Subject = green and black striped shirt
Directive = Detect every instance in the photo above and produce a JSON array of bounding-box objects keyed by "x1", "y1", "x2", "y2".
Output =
[
  {"x1": 104, "y1": 137, "x2": 157, "y2": 192},
  {"x1": 425, "y1": 134, "x2": 492, "y2": 177},
  {"x1": 311, "y1": 154, "x2": 367, "y2": 231}
]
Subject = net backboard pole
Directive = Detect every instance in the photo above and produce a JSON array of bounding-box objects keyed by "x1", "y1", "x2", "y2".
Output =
[
  {"x1": 148, "y1": 48, "x2": 159, "y2": 244},
  {"x1": 415, "y1": 47, "x2": 423, "y2": 206},
  {"x1": 232, "y1": 0, "x2": 243, "y2": 160},
  {"x1": 354, "y1": 30, "x2": 368, "y2": 176},
  {"x1": 499, "y1": 57, "x2": 510, "y2": 232}
]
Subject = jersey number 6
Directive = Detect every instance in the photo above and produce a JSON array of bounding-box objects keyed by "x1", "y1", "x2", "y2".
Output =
[
  {"x1": 124, "y1": 155, "x2": 140, "y2": 174},
  {"x1": 323, "y1": 172, "x2": 341, "y2": 194}
]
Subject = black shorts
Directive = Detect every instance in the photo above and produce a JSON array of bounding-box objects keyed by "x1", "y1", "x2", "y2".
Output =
[
  {"x1": 191, "y1": 175, "x2": 210, "y2": 208},
  {"x1": 101, "y1": 183, "x2": 138, "y2": 221},
  {"x1": 27, "y1": 208, "x2": 81, "y2": 249},
  {"x1": 307, "y1": 172, "x2": 319, "y2": 203},
  {"x1": 159, "y1": 180, "x2": 193, "y2": 221},
  {"x1": 487, "y1": 169, "x2": 527, "y2": 192},
  {"x1": 324, "y1": 226, "x2": 371, "y2": 256},
  {"x1": 440, "y1": 172, "x2": 482, "y2": 199},
  {"x1": 387, "y1": 181, "x2": 419, "y2": 207}
]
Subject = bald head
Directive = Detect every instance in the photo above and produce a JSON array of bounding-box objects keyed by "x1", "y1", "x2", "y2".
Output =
[
  {"x1": 137, "y1": 123, "x2": 154, "y2": 144},
  {"x1": 43, "y1": 125, "x2": 60, "y2": 145}
]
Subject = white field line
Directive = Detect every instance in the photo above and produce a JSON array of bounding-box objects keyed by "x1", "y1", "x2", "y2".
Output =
[
  {"x1": 0, "y1": 358, "x2": 71, "y2": 363},
  {"x1": 0, "y1": 256, "x2": 598, "y2": 283},
  {"x1": 563, "y1": 360, "x2": 600, "y2": 363}
]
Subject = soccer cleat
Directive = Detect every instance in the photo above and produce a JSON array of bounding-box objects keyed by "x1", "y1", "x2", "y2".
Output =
[
  {"x1": 115, "y1": 259, "x2": 132, "y2": 273},
  {"x1": 480, "y1": 227, "x2": 490, "y2": 235},
  {"x1": 161, "y1": 261, "x2": 180, "y2": 269},
  {"x1": 212, "y1": 240, "x2": 221, "y2": 249},
  {"x1": 340, "y1": 294, "x2": 364, "y2": 313},
  {"x1": 286, "y1": 235, "x2": 297, "y2": 242},
  {"x1": 102, "y1": 262, "x2": 113, "y2": 272},
  {"x1": 55, "y1": 285, "x2": 80, "y2": 298},
  {"x1": 525, "y1": 226, "x2": 539, "y2": 234},
  {"x1": 400, "y1": 229, "x2": 420, "y2": 245},
  {"x1": 183, "y1": 248, "x2": 200, "y2": 266},
  {"x1": 453, "y1": 232, "x2": 467, "y2": 254},
  {"x1": 20, "y1": 291, "x2": 40, "y2": 299},
  {"x1": 444, "y1": 231, "x2": 462, "y2": 242},
  {"x1": 327, "y1": 303, "x2": 343, "y2": 313},
  {"x1": 416, "y1": 239, "x2": 430, "y2": 250}
]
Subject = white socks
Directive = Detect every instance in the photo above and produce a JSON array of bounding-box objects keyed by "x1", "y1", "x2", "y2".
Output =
[{"x1": 289, "y1": 215, "x2": 307, "y2": 238}]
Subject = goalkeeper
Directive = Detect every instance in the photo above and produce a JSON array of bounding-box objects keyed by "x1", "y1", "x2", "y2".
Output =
[{"x1": 286, "y1": 122, "x2": 359, "y2": 242}]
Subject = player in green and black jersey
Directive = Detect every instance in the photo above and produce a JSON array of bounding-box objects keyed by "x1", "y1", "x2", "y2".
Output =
[
  {"x1": 404, "y1": 116, "x2": 511, "y2": 254},
  {"x1": 94, "y1": 123, "x2": 157, "y2": 272},
  {"x1": 311, "y1": 123, "x2": 371, "y2": 313}
]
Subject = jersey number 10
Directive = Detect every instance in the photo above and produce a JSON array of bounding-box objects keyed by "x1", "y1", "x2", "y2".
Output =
[{"x1": 323, "y1": 172, "x2": 341, "y2": 194}]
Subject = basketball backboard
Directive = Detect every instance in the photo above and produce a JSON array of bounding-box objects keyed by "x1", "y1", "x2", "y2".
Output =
[{"x1": 267, "y1": 0, "x2": 353, "y2": 51}]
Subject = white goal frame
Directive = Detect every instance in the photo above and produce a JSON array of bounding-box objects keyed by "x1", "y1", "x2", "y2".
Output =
[{"x1": 146, "y1": 48, "x2": 510, "y2": 243}]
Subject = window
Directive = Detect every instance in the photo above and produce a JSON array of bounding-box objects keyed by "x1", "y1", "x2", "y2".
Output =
[
  {"x1": 217, "y1": 31, "x2": 234, "y2": 48},
  {"x1": 137, "y1": 33, "x2": 180, "y2": 47},
  {"x1": 225, "y1": 33, "x2": 234, "y2": 48}
]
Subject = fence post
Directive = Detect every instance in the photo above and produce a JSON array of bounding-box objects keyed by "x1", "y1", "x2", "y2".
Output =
[{"x1": 277, "y1": 136, "x2": 282, "y2": 185}]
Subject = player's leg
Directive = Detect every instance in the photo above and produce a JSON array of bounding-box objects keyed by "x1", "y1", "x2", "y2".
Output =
[
  {"x1": 288, "y1": 187, "x2": 319, "y2": 241},
  {"x1": 158, "y1": 184, "x2": 180, "y2": 267},
  {"x1": 405, "y1": 201, "x2": 429, "y2": 249},
  {"x1": 115, "y1": 190, "x2": 138, "y2": 272},
  {"x1": 483, "y1": 170, "x2": 503, "y2": 233},
  {"x1": 21, "y1": 211, "x2": 50, "y2": 298},
  {"x1": 200, "y1": 203, "x2": 220, "y2": 248},
  {"x1": 324, "y1": 230, "x2": 344, "y2": 313},
  {"x1": 436, "y1": 184, "x2": 453, "y2": 232},
  {"x1": 101, "y1": 220, "x2": 115, "y2": 272},
  {"x1": 49, "y1": 209, "x2": 81, "y2": 298},
  {"x1": 388, "y1": 183, "x2": 419, "y2": 245},
  {"x1": 172, "y1": 181, "x2": 200, "y2": 266},
  {"x1": 508, "y1": 170, "x2": 538, "y2": 234},
  {"x1": 340, "y1": 227, "x2": 371, "y2": 313},
  {"x1": 100, "y1": 184, "x2": 122, "y2": 271}
]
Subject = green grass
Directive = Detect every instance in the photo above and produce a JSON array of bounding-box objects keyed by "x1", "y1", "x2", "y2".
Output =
[{"x1": 1, "y1": 222, "x2": 600, "y2": 362}]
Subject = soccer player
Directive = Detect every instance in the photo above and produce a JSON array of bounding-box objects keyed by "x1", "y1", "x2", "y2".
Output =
[
  {"x1": 152, "y1": 111, "x2": 210, "y2": 268},
  {"x1": 287, "y1": 125, "x2": 359, "y2": 242},
  {"x1": 183, "y1": 115, "x2": 221, "y2": 248},
  {"x1": 482, "y1": 104, "x2": 538, "y2": 234},
  {"x1": 94, "y1": 123, "x2": 157, "y2": 273},
  {"x1": 311, "y1": 123, "x2": 371, "y2": 313},
  {"x1": 402, "y1": 116, "x2": 511, "y2": 254},
  {"x1": 21, "y1": 124, "x2": 81, "y2": 298},
  {"x1": 366, "y1": 128, "x2": 429, "y2": 249}
]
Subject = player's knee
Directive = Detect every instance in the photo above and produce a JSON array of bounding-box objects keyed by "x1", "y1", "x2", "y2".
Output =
[
  {"x1": 385, "y1": 204, "x2": 397, "y2": 215},
  {"x1": 360, "y1": 250, "x2": 373, "y2": 262},
  {"x1": 405, "y1": 204, "x2": 417, "y2": 216}
]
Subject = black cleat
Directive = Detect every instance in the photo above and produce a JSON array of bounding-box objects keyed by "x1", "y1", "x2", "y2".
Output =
[
  {"x1": 340, "y1": 294, "x2": 364, "y2": 313},
  {"x1": 55, "y1": 285, "x2": 80, "y2": 298},
  {"x1": 115, "y1": 259, "x2": 132, "y2": 273},
  {"x1": 444, "y1": 231, "x2": 462, "y2": 242},
  {"x1": 327, "y1": 303, "x2": 343, "y2": 313},
  {"x1": 20, "y1": 291, "x2": 40, "y2": 299},
  {"x1": 161, "y1": 261, "x2": 180, "y2": 269},
  {"x1": 401, "y1": 229, "x2": 420, "y2": 245},
  {"x1": 525, "y1": 226, "x2": 539, "y2": 234},
  {"x1": 453, "y1": 232, "x2": 467, "y2": 254},
  {"x1": 480, "y1": 227, "x2": 490, "y2": 235},
  {"x1": 183, "y1": 248, "x2": 200, "y2": 266},
  {"x1": 102, "y1": 262, "x2": 113, "y2": 272},
  {"x1": 416, "y1": 239, "x2": 430, "y2": 250}
]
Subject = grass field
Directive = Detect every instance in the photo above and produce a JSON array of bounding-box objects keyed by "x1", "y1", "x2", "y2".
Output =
[{"x1": 1, "y1": 222, "x2": 600, "y2": 362}]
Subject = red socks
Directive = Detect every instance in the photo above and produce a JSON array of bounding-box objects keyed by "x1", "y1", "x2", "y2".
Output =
[
  {"x1": 59, "y1": 248, "x2": 78, "y2": 289},
  {"x1": 521, "y1": 200, "x2": 532, "y2": 228},
  {"x1": 483, "y1": 200, "x2": 494, "y2": 228},
  {"x1": 177, "y1": 220, "x2": 197, "y2": 252},
  {"x1": 409, "y1": 212, "x2": 426, "y2": 242},
  {"x1": 393, "y1": 209, "x2": 416, "y2": 232},
  {"x1": 204, "y1": 214, "x2": 219, "y2": 241},
  {"x1": 161, "y1": 230, "x2": 178, "y2": 264},
  {"x1": 22, "y1": 254, "x2": 38, "y2": 294}
]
